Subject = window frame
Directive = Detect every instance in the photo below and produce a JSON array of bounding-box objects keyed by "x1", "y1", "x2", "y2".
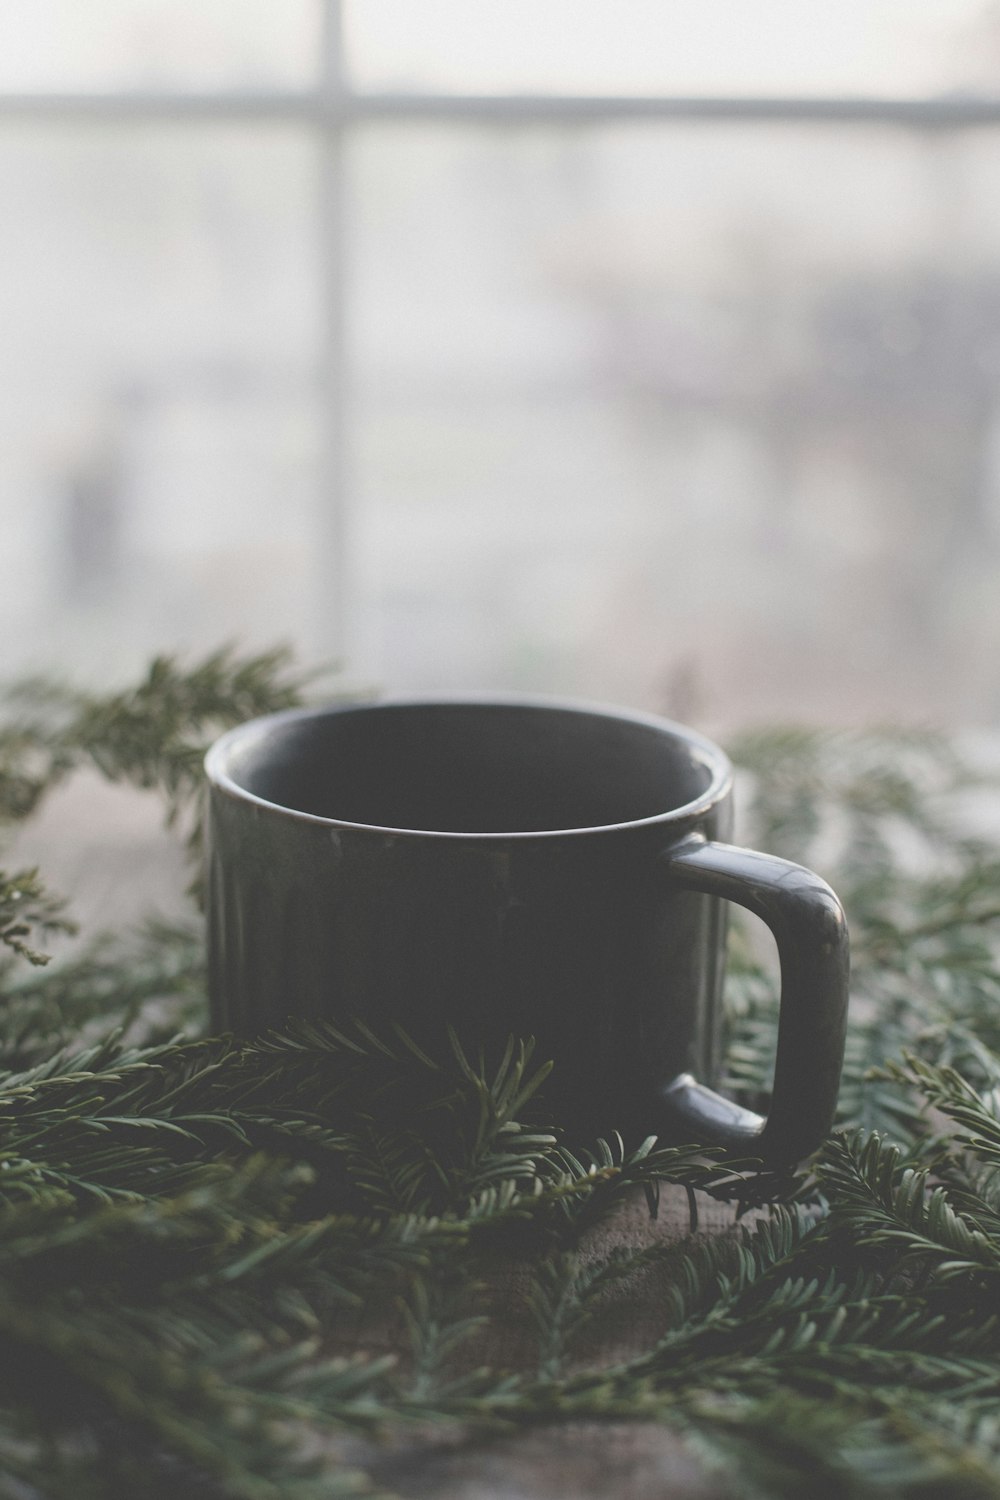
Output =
[{"x1": 3, "y1": 0, "x2": 998, "y2": 666}]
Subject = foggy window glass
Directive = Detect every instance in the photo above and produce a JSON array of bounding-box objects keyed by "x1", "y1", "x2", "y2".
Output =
[
  {"x1": 351, "y1": 122, "x2": 1000, "y2": 723},
  {"x1": 0, "y1": 126, "x2": 322, "y2": 680},
  {"x1": 346, "y1": 0, "x2": 993, "y2": 99},
  {"x1": 0, "y1": 0, "x2": 319, "y2": 92},
  {"x1": 3, "y1": 3, "x2": 1000, "y2": 728}
]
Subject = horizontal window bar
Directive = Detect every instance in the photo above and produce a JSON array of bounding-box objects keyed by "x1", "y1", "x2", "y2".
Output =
[{"x1": 0, "y1": 91, "x2": 999, "y2": 128}]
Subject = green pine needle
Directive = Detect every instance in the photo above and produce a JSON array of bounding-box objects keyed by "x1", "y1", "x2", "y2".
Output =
[{"x1": 1, "y1": 654, "x2": 1000, "y2": 1495}]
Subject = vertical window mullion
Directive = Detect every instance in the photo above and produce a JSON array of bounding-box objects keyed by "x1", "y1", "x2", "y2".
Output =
[{"x1": 317, "y1": 0, "x2": 351, "y2": 667}]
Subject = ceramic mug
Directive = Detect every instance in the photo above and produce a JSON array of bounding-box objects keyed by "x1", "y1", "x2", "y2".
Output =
[{"x1": 205, "y1": 696, "x2": 849, "y2": 1162}]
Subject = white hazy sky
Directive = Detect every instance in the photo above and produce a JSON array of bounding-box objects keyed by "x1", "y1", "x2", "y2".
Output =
[{"x1": 0, "y1": 0, "x2": 993, "y2": 97}]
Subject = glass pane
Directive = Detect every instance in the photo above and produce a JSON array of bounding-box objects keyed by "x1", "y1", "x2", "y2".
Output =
[
  {"x1": 0, "y1": 0, "x2": 319, "y2": 92},
  {"x1": 0, "y1": 124, "x2": 324, "y2": 684},
  {"x1": 351, "y1": 122, "x2": 1000, "y2": 725},
  {"x1": 347, "y1": 0, "x2": 993, "y2": 99}
]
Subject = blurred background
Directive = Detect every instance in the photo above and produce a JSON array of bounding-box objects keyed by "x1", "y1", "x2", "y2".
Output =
[{"x1": 4, "y1": 0, "x2": 1000, "y2": 731}]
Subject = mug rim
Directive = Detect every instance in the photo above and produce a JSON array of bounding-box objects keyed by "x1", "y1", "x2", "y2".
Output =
[{"x1": 204, "y1": 692, "x2": 734, "y2": 841}]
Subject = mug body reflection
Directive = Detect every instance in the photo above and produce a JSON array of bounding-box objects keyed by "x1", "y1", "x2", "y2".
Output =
[{"x1": 205, "y1": 697, "x2": 849, "y2": 1162}]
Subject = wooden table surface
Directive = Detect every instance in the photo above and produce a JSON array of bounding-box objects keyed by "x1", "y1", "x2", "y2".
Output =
[{"x1": 11, "y1": 774, "x2": 747, "y2": 1499}]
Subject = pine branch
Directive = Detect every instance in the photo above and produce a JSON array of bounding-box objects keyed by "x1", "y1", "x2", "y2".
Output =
[
  {"x1": 0, "y1": 866, "x2": 75, "y2": 967},
  {"x1": 4, "y1": 659, "x2": 1000, "y2": 1495},
  {"x1": 0, "y1": 916, "x2": 205, "y2": 1071},
  {"x1": 0, "y1": 648, "x2": 321, "y2": 904}
]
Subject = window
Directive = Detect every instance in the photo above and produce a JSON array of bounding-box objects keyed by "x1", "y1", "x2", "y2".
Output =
[{"x1": 3, "y1": 1, "x2": 1000, "y2": 725}]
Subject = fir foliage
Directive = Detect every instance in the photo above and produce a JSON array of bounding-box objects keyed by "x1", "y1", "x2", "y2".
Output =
[
  {"x1": 0, "y1": 644, "x2": 313, "y2": 880},
  {"x1": 0, "y1": 657, "x2": 1000, "y2": 1496}
]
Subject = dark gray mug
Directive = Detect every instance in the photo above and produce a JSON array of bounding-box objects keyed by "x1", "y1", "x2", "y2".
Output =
[{"x1": 205, "y1": 696, "x2": 849, "y2": 1162}]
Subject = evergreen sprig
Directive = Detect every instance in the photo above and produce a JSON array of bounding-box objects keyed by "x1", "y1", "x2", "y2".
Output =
[
  {"x1": 0, "y1": 867, "x2": 74, "y2": 967},
  {"x1": 2, "y1": 656, "x2": 1000, "y2": 1496},
  {"x1": 0, "y1": 645, "x2": 316, "y2": 887}
]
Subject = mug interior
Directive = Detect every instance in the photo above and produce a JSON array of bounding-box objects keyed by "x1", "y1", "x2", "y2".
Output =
[{"x1": 216, "y1": 700, "x2": 725, "y2": 835}]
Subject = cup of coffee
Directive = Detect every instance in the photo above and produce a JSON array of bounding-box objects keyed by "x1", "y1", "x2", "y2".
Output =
[{"x1": 205, "y1": 696, "x2": 848, "y2": 1162}]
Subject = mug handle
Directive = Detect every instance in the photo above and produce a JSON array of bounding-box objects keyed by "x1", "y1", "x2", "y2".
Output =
[{"x1": 660, "y1": 835, "x2": 850, "y2": 1165}]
